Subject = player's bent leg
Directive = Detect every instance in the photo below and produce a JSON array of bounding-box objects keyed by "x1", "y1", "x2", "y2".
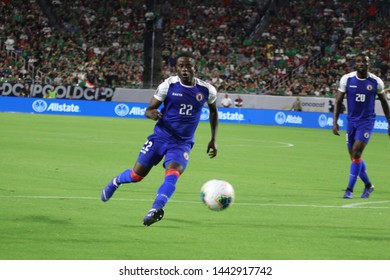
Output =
[{"x1": 101, "y1": 169, "x2": 144, "y2": 202}]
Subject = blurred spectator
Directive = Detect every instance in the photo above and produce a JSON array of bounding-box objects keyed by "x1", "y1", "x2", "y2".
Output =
[
  {"x1": 291, "y1": 96, "x2": 302, "y2": 111},
  {"x1": 19, "y1": 83, "x2": 31, "y2": 97},
  {"x1": 47, "y1": 85, "x2": 57, "y2": 98},
  {"x1": 96, "y1": 85, "x2": 106, "y2": 101},
  {"x1": 328, "y1": 100, "x2": 334, "y2": 113},
  {"x1": 340, "y1": 102, "x2": 346, "y2": 114},
  {"x1": 234, "y1": 95, "x2": 243, "y2": 107},
  {"x1": 220, "y1": 93, "x2": 233, "y2": 108}
]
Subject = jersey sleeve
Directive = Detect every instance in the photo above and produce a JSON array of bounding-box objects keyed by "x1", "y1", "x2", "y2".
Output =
[
  {"x1": 207, "y1": 84, "x2": 218, "y2": 104},
  {"x1": 154, "y1": 78, "x2": 170, "y2": 102},
  {"x1": 376, "y1": 76, "x2": 385, "y2": 95},
  {"x1": 338, "y1": 74, "x2": 348, "y2": 93}
]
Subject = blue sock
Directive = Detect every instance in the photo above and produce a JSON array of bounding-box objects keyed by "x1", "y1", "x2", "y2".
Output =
[
  {"x1": 152, "y1": 170, "x2": 180, "y2": 209},
  {"x1": 359, "y1": 161, "x2": 371, "y2": 187},
  {"x1": 116, "y1": 169, "x2": 143, "y2": 184},
  {"x1": 347, "y1": 158, "x2": 362, "y2": 190}
]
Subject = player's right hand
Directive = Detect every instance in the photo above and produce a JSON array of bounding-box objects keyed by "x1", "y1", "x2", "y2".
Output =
[{"x1": 146, "y1": 109, "x2": 162, "y2": 121}]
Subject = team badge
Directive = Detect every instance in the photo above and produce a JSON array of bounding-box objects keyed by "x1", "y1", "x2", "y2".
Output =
[
  {"x1": 183, "y1": 152, "x2": 190, "y2": 161},
  {"x1": 196, "y1": 93, "x2": 204, "y2": 102},
  {"x1": 367, "y1": 85, "x2": 373, "y2": 91},
  {"x1": 364, "y1": 132, "x2": 370, "y2": 139}
]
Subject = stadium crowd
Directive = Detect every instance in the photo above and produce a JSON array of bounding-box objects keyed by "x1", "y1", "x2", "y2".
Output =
[{"x1": 0, "y1": 0, "x2": 389, "y2": 97}]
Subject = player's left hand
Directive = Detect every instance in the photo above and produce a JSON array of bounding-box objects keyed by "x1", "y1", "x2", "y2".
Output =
[
  {"x1": 332, "y1": 123, "x2": 340, "y2": 136},
  {"x1": 207, "y1": 141, "x2": 217, "y2": 158}
]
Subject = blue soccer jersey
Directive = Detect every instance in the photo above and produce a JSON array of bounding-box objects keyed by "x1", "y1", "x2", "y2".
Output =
[
  {"x1": 338, "y1": 71, "x2": 385, "y2": 122},
  {"x1": 153, "y1": 76, "x2": 217, "y2": 143}
]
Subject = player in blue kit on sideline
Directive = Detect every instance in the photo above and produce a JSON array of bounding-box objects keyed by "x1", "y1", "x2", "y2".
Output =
[
  {"x1": 332, "y1": 54, "x2": 390, "y2": 199},
  {"x1": 101, "y1": 52, "x2": 219, "y2": 226}
]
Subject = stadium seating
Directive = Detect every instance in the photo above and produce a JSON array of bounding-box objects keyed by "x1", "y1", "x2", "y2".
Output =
[{"x1": 0, "y1": 0, "x2": 388, "y2": 96}]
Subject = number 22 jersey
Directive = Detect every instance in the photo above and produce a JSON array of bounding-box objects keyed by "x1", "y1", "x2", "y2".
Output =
[{"x1": 153, "y1": 76, "x2": 217, "y2": 143}]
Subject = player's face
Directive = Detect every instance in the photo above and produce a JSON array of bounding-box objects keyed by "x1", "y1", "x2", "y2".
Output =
[
  {"x1": 355, "y1": 55, "x2": 368, "y2": 77},
  {"x1": 176, "y1": 57, "x2": 195, "y2": 86}
]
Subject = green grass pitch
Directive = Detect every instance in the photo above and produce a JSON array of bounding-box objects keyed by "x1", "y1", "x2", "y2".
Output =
[{"x1": 1, "y1": 112, "x2": 390, "y2": 260}]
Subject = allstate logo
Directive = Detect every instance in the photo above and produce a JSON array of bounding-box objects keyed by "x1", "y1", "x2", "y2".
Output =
[
  {"x1": 275, "y1": 112, "x2": 286, "y2": 124},
  {"x1": 32, "y1": 99, "x2": 48, "y2": 112},
  {"x1": 318, "y1": 114, "x2": 328, "y2": 127},
  {"x1": 200, "y1": 107, "x2": 209, "y2": 121},
  {"x1": 114, "y1": 103, "x2": 130, "y2": 116}
]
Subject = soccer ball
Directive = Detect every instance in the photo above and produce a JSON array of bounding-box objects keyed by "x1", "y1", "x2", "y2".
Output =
[{"x1": 200, "y1": 179, "x2": 235, "y2": 211}]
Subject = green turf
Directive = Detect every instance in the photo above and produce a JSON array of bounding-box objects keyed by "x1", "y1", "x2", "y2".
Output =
[{"x1": 1, "y1": 112, "x2": 390, "y2": 260}]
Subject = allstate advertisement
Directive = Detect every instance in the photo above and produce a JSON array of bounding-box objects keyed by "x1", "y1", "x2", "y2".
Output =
[
  {"x1": 0, "y1": 96, "x2": 146, "y2": 118},
  {"x1": 0, "y1": 96, "x2": 388, "y2": 133}
]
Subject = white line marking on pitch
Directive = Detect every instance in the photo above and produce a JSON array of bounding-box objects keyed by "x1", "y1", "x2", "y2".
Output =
[
  {"x1": 224, "y1": 139, "x2": 294, "y2": 148},
  {"x1": 1, "y1": 195, "x2": 390, "y2": 209},
  {"x1": 342, "y1": 200, "x2": 390, "y2": 208}
]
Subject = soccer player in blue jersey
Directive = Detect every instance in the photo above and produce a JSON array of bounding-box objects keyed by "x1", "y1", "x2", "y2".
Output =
[
  {"x1": 101, "y1": 52, "x2": 219, "y2": 226},
  {"x1": 333, "y1": 54, "x2": 390, "y2": 199}
]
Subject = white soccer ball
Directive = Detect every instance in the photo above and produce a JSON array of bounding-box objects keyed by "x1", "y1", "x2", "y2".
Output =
[{"x1": 200, "y1": 179, "x2": 235, "y2": 211}]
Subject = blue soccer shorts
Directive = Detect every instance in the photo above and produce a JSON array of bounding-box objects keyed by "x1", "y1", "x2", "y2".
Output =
[
  {"x1": 346, "y1": 120, "x2": 374, "y2": 150},
  {"x1": 136, "y1": 134, "x2": 192, "y2": 169}
]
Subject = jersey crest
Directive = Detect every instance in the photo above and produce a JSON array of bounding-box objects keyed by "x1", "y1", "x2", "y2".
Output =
[{"x1": 196, "y1": 93, "x2": 204, "y2": 102}]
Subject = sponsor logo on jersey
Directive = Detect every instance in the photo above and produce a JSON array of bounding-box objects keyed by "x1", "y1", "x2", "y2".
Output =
[
  {"x1": 349, "y1": 85, "x2": 357, "y2": 88},
  {"x1": 172, "y1": 92, "x2": 183, "y2": 96}
]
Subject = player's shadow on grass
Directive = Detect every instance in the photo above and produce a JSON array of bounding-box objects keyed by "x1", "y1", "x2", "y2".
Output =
[
  {"x1": 120, "y1": 217, "x2": 204, "y2": 228},
  {"x1": 17, "y1": 215, "x2": 72, "y2": 225}
]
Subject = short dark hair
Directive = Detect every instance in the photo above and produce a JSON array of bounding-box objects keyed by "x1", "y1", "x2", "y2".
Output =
[
  {"x1": 176, "y1": 51, "x2": 195, "y2": 60},
  {"x1": 357, "y1": 53, "x2": 369, "y2": 62}
]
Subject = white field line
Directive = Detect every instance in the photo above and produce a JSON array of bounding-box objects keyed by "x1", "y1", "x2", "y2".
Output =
[
  {"x1": 1, "y1": 195, "x2": 390, "y2": 209},
  {"x1": 341, "y1": 200, "x2": 390, "y2": 208},
  {"x1": 223, "y1": 139, "x2": 294, "y2": 148}
]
